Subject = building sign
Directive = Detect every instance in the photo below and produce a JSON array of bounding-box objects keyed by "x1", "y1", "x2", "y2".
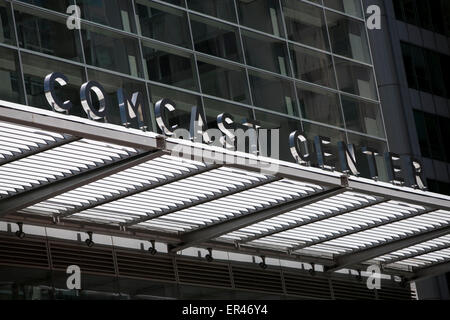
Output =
[{"x1": 42, "y1": 72, "x2": 426, "y2": 190}]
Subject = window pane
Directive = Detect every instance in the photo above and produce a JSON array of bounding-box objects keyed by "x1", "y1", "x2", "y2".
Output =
[
  {"x1": 142, "y1": 41, "x2": 198, "y2": 91},
  {"x1": 17, "y1": 0, "x2": 72, "y2": 13},
  {"x1": 15, "y1": 6, "x2": 82, "y2": 61},
  {"x1": 424, "y1": 112, "x2": 445, "y2": 161},
  {"x1": 237, "y1": 0, "x2": 284, "y2": 37},
  {"x1": 82, "y1": 25, "x2": 142, "y2": 77},
  {"x1": 335, "y1": 57, "x2": 377, "y2": 100},
  {"x1": 255, "y1": 111, "x2": 302, "y2": 162},
  {"x1": 203, "y1": 98, "x2": 254, "y2": 130},
  {"x1": 297, "y1": 83, "x2": 343, "y2": 128},
  {"x1": 87, "y1": 69, "x2": 152, "y2": 130},
  {"x1": 159, "y1": 0, "x2": 185, "y2": 7},
  {"x1": 326, "y1": 11, "x2": 371, "y2": 63},
  {"x1": 342, "y1": 96, "x2": 384, "y2": 137},
  {"x1": 190, "y1": 14, "x2": 243, "y2": 62},
  {"x1": 282, "y1": 0, "x2": 329, "y2": 51},
  {"x1": 302, "y1": 122, "x2": 347, "y2": 168},
  {"x1": 77, "y1": 0, "x2": 136, "y2": 32},
  {"x1": 197, "y1": 57, "x2": 249, "y2": 103},
  {"x1": 249, "y1": 71, "x2": 298, "y2": 116},
  {"x1": 425, "y1": 50, "x2": 446, "y2": 97},
  {"x1": 347, "y1": 133, "x2": 388, "y2": 181},
  {"x1": 439, "y1": 116, "x2": 450, "y2": 162},
  {"x1": 242, "y1": 30, "x2": 290, "y2": 75},
  {"x1": 148, "y1": 84, "x2": 202, "y2": 133},
  {"x1": 323, "y1": 0, "x2": 363, "y2": 18},
  {"x1": 401, "y1": 42, "x2": 418, "y2": 90},
  {"x1": 290, "y1": 44, "x2": 336, "y2": 88},
  {"x1": 136, "y1": 1, "x2": 191, "y2": 49},
  {"x1": 21, "y1": 53, "x2": 86, "y2": 117},
  {"x1": 413, "y1": 110, "x2": 431, "y2": 158},
  {"x1": 0, "y1": 47, "x2": 23, "y2": 104},
  {"x1": 0, "y1": 1, "x2": 15, "y2": 45},
  {"x1": 187, "y1": 0, "x2": 237, "y2": 22}
]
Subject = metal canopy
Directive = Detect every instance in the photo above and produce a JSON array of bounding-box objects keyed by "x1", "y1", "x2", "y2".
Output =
[{"x1": 0, "y1": 100, "x2": 449, "y2": 281}]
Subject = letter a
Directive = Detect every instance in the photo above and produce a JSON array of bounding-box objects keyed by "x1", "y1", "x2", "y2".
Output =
[
  {"x1": 66, "y1": 265, "x2": 81, "y2": 290},
  {"x1": 366, "y1": 5, "x2": 381, "y2": 30}
]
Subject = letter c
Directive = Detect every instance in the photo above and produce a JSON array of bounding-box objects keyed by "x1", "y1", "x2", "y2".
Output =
[{"x1": 44, "y1": 72, "x2": 72, "y2": 113}]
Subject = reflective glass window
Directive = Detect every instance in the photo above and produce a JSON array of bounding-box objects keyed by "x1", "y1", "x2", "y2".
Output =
[
  {"x1": 342, "y1": 96, "x2": 385, "y2": 137},
  {"x1": 17, "y1": 0, "x2": 72, "y2": 13},
  {"x1": 335, "y1": 57, "x2": 377, "y2": 100},
  {"x1": 82, "y1": 25, "x2": 142, "y2": 77},
  {"x1": 0, "y1": 47, "x2": 23, "y2": 104},
  {"x1": 237, "y1": 0, "x2": 284, "y2": 37},
  {"x1": 159, "y1": 0, "x2": 186, "y2": 7},
  {"x1": 255, "y1": 110, "x2": 302, "y2": 162},
  {"x1": 348, "y1": 133, "x2": 389, "y2": 181},
  {"x1": 190, "y1": 14, "x2": 243, "y2": 62},
  {"x1": 142, "y1": 41, "x2": 197, "y2": 91},
  {"x1": 326, "y1": 11, "x2": 371, "y2": 63},
  {"x1": 302, "y1": 122, "x2": 347, "y2": 168},
  {"x1": 77, "y1": 0, "x2": 136, "y2": 32},
  {"x1": 197, "y1": 57, "x2": 250, "y2": 103},
  {"x1": 203, "y1": 98, "x2": 254, "y2": 130},
  {"x1": 249, "y1": 71, "x2": 298, "y2": 116},
  {"x1": 0, "y1": 1, "x2": 15, "y2": 45},
  {"x1": 148, "y1": 84, "x2": 202, "y2": 133},
  {"x1": 323, "y1": 0, "x2": 363, "y2": 18},
  {"x1": 242, "y1": 30, "x2": 290, "y2": 75},
  {"x1": 21, "y1": 53, "x2": 86, "y2": 117},
  {"x1": 187, "y1": 0, "x2": 237, "y2": 22},
  {"x1": 290, "y1": 44, "x2": 336, "y2": 88},
  {"x1": 87, "y1": 69, "x2": 152, "y2": 130},
  {"x1": 282, "y1": 0, "x2": 329, "y2": 51},
  {"x1": 136, "y1": 1, "x2": 191, "y2": 49},
  {"x1": 297, "y1": 83, "x2": 343, "y2": 128},
  {"x1": 15, "y1": 6, "x2": 82, "y2": 61}
]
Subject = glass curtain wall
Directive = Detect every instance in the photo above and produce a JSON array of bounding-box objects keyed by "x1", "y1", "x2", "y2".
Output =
[{"x1": 0, "y1": 0, "x2": 387, "y2": 178}]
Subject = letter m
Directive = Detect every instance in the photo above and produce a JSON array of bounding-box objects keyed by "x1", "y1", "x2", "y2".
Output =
[{"x1": 117, "y1": 88, "x2": 146, "y2": 130}]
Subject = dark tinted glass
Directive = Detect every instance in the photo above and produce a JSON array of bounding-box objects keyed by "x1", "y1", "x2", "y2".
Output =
[
  {"x1": 0, "y1": 47, "x2": 24, "y2": 104},
  {"x1": 249, "y1": 71, "x2": 298, "y2": 116},
  {"x1": 242, "y1": 30, "x2": 290, "y2": 75},
  {"x1": 282, "y1": 0, "x2": 329, "y2": 51},
  {"x1": 15, "y1": 6, "x2": 82, "y2": 61},
  {"x1": 17, "y1": 0, "x2": 72, "y2": 13},
  {"x1": 255, "y1": 110, "x2": 302, "y2": 162},
  {"x1": 143, "y1": 42, "x2": 198, "y2": 91},
  {"x1": 21, "y1": 53, "x2": 86, "y2": 117},
  {"x1": 82, "y1": 25, "x2": 142, "y2": 77},
  {"x1": 290, "y1": 44, "x2": 336, "y2": 88},
  {"x1": 297, "y1": 83, "x2": 343, "y2": 128},
  {"x1": 87, "y1": 69, "x2": 152, "y2": 130},
  {"x1": 136, "y1": 1, "x2": 191, "y2": 49},
  {"x1": 191, "y1": 14, "x2": 242, "y2": 62},
  {"x1": 237, "y1": 0, "x2": 284, "y2": 37},
  {"x1": 77, "y1": 0, "x2": 136, "y2": 32},
  {"x1": 148, "y1": 84, "x2": 202, "y2": 133},
  {"x1": 187, "y1": 0, "x2": 236, "y2": 22},
  {"x1": 0, "y1": 1, "x2": 15, "y2": 45},
  {"x1": 342, "y1": 96, "x2": 384, "y2": 137},
  {"x1": 197, "y1": 57, "x2": 249, "y2": 103}
]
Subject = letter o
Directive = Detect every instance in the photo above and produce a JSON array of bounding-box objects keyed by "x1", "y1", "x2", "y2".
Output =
[{"x1": 80, "y1": 81, "x2": 107, "y2": 120}]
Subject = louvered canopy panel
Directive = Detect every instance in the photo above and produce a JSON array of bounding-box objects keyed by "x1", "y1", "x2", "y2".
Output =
[{"x1": 0, "y1": 100, "x2": 449, "y2": 282}]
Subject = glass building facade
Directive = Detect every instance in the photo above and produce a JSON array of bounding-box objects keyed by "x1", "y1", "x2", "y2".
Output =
[{"x1": 0, "y1": 0, "x2": 387, "y2": 169}]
